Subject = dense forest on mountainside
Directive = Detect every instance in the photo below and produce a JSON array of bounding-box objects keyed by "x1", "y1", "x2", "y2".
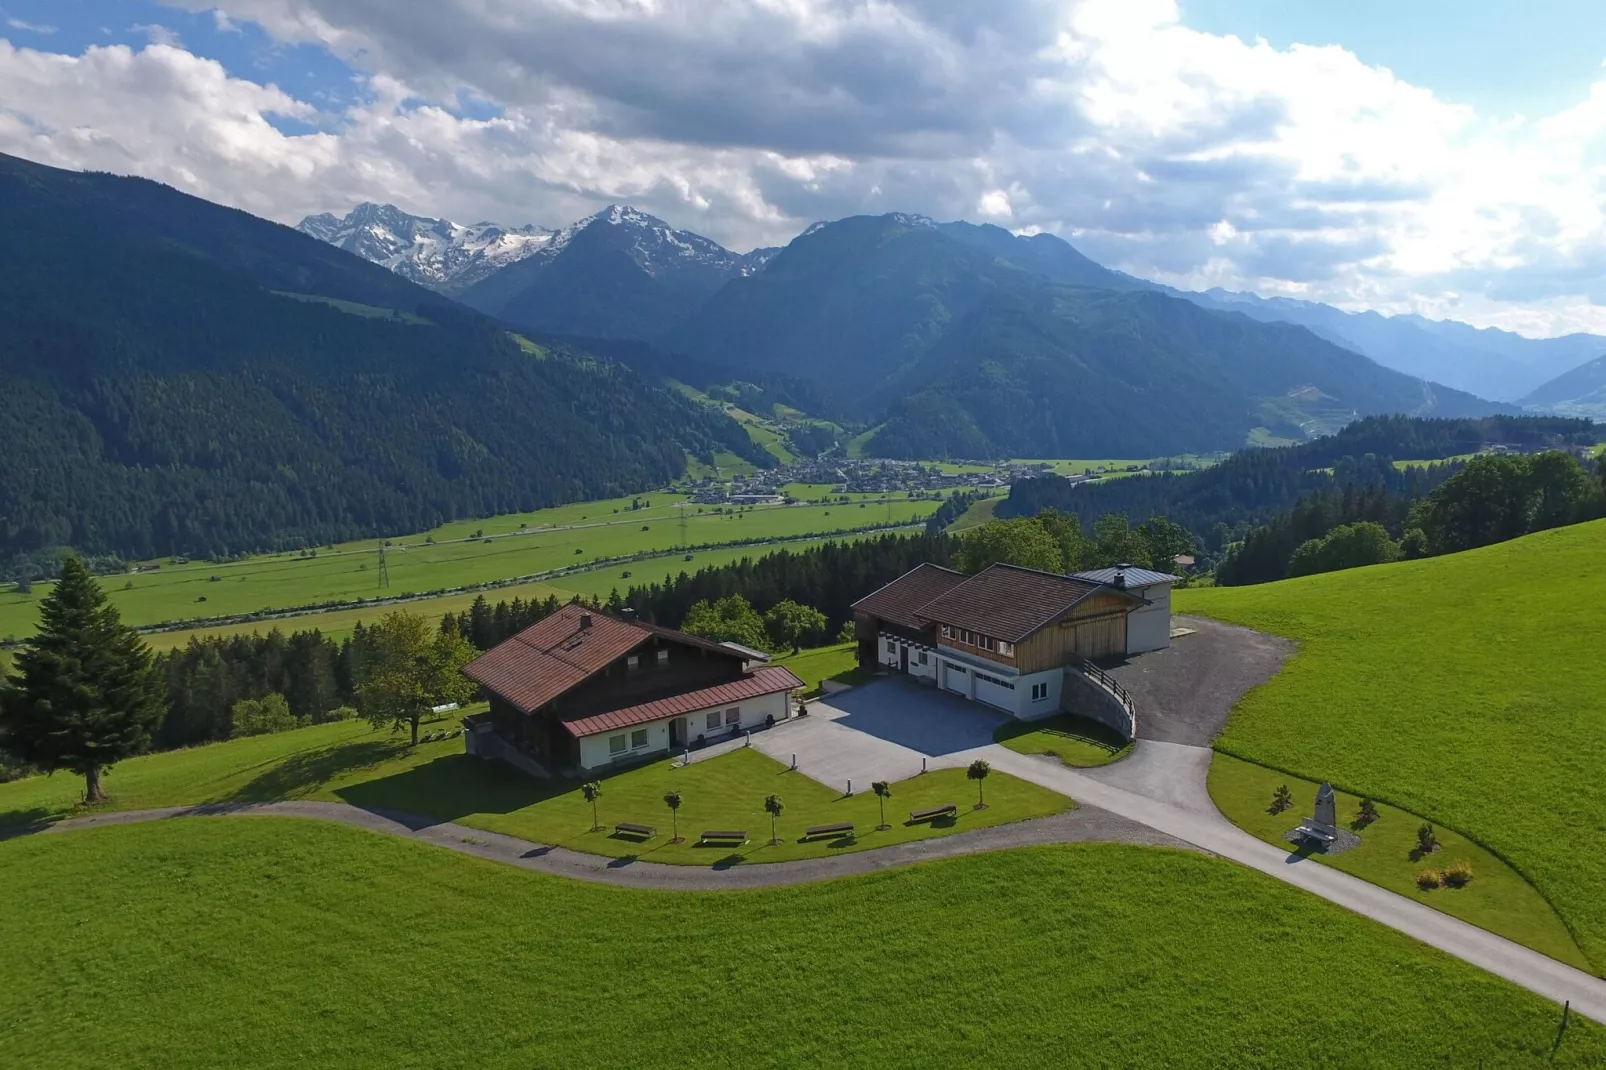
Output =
[
  {"x1": 999, "y1": 416, "x2": 1597, "y2": 550},
  {"x1": 0, "y1": 153, "x2": 769, "y2": 566},
  {"x1": 669, "y1": 214, "x2": 1513, "y2": 458}
]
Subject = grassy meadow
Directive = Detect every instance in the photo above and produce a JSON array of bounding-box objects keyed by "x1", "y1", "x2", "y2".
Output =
[
  {"x1": 1177, "y1": 520, "x2": 1606, "y2": 973},
  {"x1": 4, "y1": 820, "x2": 1600, "y2": 1068},
  {"x1": 0, "y1": 496, "x2": 936, "y2": 638},
  {"x1": 994, "y1": 713, "x2": 1132, "y2": 768},
  {"x1": 0, "y1": 716, "x2": 1064, "y2": 866}
]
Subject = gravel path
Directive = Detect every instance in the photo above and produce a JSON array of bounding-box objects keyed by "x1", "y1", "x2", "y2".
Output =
[
  {"x1": 1107, "y1": 615, "x2": 1294, "y2": 746},
  {"x1": 21, "y1": 798, "x2": 1194, "y2": 890}
]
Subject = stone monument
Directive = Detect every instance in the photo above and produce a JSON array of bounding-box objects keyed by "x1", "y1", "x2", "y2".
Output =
[{"x1": 1294, "y1": 782, "x2": 1339, "y2": 845}]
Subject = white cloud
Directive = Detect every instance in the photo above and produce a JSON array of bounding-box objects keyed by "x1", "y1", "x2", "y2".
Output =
[
  {"x1": 0, "y1": 0, "x2": 1601, "y2": 335},
  {"x1": 5, "y1": 18, "x2": 57, "y2": 33},
  {"x1": 130, "y1": 23, "x2": 186, "y2": 48}
]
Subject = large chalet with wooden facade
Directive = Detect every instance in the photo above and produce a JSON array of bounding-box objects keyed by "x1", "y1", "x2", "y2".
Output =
[
  {"x1": 461, "y1": 603, "x2": 803, "y2": 776},
  {"x1": 851, "y1": 562, "x2": 1176, "y2": 720}
]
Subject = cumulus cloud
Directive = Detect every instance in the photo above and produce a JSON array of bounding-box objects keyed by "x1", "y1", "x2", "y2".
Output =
[{"x1": 0, "y1": 0, "x2": 1602, "y2": 335}]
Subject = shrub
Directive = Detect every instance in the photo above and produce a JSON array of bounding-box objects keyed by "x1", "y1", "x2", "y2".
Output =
[
  {"x1": 1442, "y1": 861, "x2": 1474, "y2": 888},
  {"x1": 1268, "y1": 784, "x2": 1294, "y2": 815},
  {"x1": 1415, "y1": 869, "x2": 1442, "y2": 890},
  {"x1": 1354, "y1": 797, "x2": 1380, "y2": 829},
  {"x1": 323, "y1": 705, "x2": 358, "y2": 723},
  {"x1": 1416, "y1": 822, "x2": 1440, "y2": 855}
]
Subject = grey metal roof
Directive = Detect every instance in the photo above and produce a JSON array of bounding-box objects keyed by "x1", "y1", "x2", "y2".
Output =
[{"x1": 1073, "y1": 565, "x2": 1180, "y2": 589}]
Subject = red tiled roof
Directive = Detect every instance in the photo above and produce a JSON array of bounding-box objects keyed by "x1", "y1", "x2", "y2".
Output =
[
  {"x1": 917, "y1": 563, "x2": 1121, "y2": 643},
  {"x1": 462, "y1": 604, "x2": 650, "y2": 714},
  {"x1": 850, "y1": 562, "x2": 968, "y2": 630},
  {"x1": 563, "y1": 665, "x2": 805, "y2": 738}
]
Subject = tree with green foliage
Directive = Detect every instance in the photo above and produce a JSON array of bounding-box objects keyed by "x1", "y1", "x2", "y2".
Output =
[
  {"x1": 1415, "y1": 451, "x2": 1602, "y2": 556},
  {"x1": 764, "y1": 793, "x2": 784, "y2": 846},
  {"x1": 357, "y1": 610, "x2": 477, "y2": 746},
  {"x1": 968, "y1": 759, "x2": 991, "y2": 809},
  {"x1": 1286, "y1": 522, "x2": 1401, "y2": 578},
  {"x1": 872, "y1": 780, "x2": 892, "y2": 830},
  {"x1": 763, "y1": 600, "x2": 827, "y2": 654},
  {"x1": 1355, "y1": 798, "x2": 1380, "y2": 829},
  {"x1": 1033, "y1": 509, "x2": 1094, "y2": 572},
  {"x1": 681, "y1": 594, "x2": 772, "y2": 651},
  {"x1": 582, "y1": 781, "x2": 603, "y2": 832},
  {"x1": 0, "y1": 555, "x2": 163, "y2": 802},
  {"x1": 664, "y1": 789, "x2": 683, "y2": 843},
  {"x1": 1269, "y1": 784, "x2": 1293, "y2": 815},
  {"x1": 1093, "y1": 513, "x2": 1151, "y2": 569},
  {"x1": 230, "y1": 693, "x2": 297, "y2": 738},
  {"x1": 1136, "y1": 516, "x2": 1194, "y2": 572},
  {"x1": 834, "y1": 619, "x2": 856, "y2": 645},
  {"x1": 956, "y1": 516, "x2": 1062, "y2": 574}
]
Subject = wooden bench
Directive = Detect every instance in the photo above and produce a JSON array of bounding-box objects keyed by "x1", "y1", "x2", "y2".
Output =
[
  {"x1": 614, "y1": 822, "x2": 655, "y2": 839},
  {"x1": 803, "y1": 822, "x2": 854, "y2": 840},
  {"x1": 699, "y1": 829, "x2": 748, "y2": 845},
  {"x1": 909, "y1": 803, "x2": 957, "y2": 823}
]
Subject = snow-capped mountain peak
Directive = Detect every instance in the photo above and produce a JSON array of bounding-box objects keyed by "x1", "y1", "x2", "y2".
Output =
[{"x1": 294, "y1": 202, "x2": 556, "y2": 293}]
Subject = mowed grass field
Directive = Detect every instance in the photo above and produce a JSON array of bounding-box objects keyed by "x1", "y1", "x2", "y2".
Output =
[
  {"x1": 0, "y1": 496, "x2": 936, "y2": 638},
  {"x1": 139, "y1": 536, "x2": 863, "y2": 651},
  {"x1": 0, "y1": 714, "x2": 1065, "y2": 866},
  {"x1": 3, "y1": 821, "x2": 1600, "y2": 1068},
  {"x1": 1177, "y1": 520, "x2": 1606, "y2": 973}
]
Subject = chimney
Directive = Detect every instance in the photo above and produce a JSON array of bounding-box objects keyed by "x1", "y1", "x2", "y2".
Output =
[
  {"x1": 579, "y1": 613, "x2": 593, "y2": 630},
  {"x1": 1113, "y1": 563, "x2": 1131, "y2": 589},
  {"x1": 618, "y1": 607, "x2": 637, "y2": 622}
]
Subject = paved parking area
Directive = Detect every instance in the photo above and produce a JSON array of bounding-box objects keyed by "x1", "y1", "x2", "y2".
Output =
[{"x1": 750, "y1": 678, "x2": 1004, "y2": 791}]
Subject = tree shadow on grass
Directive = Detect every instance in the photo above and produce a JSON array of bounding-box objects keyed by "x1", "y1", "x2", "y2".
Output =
[
  {"x1": 0, "y1": 807, "x2": 54, "y2": 839},
  {"x1": 221, "y1": 740, "x2": 409, "y2": 803},
  {"x1": 333, "y1": 754, "x2": 560, "y2": 825}
]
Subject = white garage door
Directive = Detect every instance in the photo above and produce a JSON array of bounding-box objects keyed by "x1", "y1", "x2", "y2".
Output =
[
  {"x1": 974, "y1": 671, "x2": 1016, "y2": 713},
  {"x1": 945, "y1": 663, "x2": 968, "y2": 694}
]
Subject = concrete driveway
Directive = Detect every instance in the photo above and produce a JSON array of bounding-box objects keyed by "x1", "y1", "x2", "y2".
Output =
[{"x1": 750, "y1": 678, "x2": 1003, "y2": 791}]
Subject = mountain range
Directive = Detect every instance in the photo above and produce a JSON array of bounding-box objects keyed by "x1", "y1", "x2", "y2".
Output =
[
  {"x1": 302, "y1": 201, "x2": 1606, "y2": 420},
  {"x1": 0, "y1": 152, "x2": 769, "y2": 562}
]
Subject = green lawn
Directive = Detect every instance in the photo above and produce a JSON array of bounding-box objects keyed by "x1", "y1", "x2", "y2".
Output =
[
  {"x1": 993, "y1": 713, "x2": 1132, "y2": 767},
  {"x1": 1210, "y1": 753, "x2": 1588, "y2": 968},
  {"x1": 0, "y1": 496, "x2": 938, "y2": 637},
  {"x1": 1177, "y1": 520, "x2": 1606, "y2": 974},
  {"x1": 946, "y1": 495, "x2": 999, "y2": 531},
  {"x1": 774, "y1": 642, "x2": 869, "y2": 696},
  {"x1": 0, "y1": 716, "x2": 1067, "y2": 866},
  {"x1": 3, "y1": 821, "x2": 1600, "y2": 1068}
]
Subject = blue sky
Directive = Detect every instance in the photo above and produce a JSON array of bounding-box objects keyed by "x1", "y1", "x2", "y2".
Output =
[
  {"x1": 1182, "y1": 0, "x2": 1606, "y2": 117},
  {"x1": 1, "y1": 0, "x2": 1603, "y2": 337}
]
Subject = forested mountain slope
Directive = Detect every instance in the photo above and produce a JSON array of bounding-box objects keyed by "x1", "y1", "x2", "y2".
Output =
[
  {"x1": 669, "y1": 214, "x2": 1513, "y2": 457},
  {"x1": 0, "y1": 154, "x2": 767, "y2": 564}
]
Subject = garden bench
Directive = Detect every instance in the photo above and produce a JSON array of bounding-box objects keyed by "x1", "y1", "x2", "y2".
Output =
[
  {"x1": 614, "y1": 822, "x2": 655, "y2": 839},
  {"x1": 803, "y1": 822, "x2": 854, "y2": 840},
  {"x1": 909, "y1": 803, "x2": 957, "y2": 823},
  {"x1": 699, "y1": 830, "x2": 748, "y2": 845}
]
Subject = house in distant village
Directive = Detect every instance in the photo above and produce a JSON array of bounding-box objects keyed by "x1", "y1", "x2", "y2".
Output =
[
  {"x1": 851, "y1": 562, "x2": 1176, "y2": 719},
  {"x1": 461, "y1": 603, "x2": 803, "y2": 776}
]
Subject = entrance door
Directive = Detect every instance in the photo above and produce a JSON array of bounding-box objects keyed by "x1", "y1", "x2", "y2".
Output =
[
  {"x1": 899, "y1": 645, "x2": 909, "y2": 673},
  {"x1": 668, "y1": 717, "x2": 685, "y2": 749}
]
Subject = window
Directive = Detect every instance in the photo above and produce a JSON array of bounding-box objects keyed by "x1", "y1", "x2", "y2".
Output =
[
  {"x1": 959, "y1": 629, "x2": 972, "y2": 645},
  {"x1": 975, "y1": 671, "x2": 1016, "y2": 690},
  {"x1": 917, "y1": 650, "x2": 928, "y2": 666},
  {"x1": 626, "y1": 654, "x2": 640, "y2": 671},
  {"x1": 886, "y1": 639, "x2": 896, "y2": 654},
  {"x1": 1031, "y1": 682, "x2": 1049, "y2": 702},
  {"x1": 609, "y1": 734, "x2": 627, "y2": 754},
  {"x1": 941, "y1": 624, "x2": 953, "y2": 639},
  {"x1": 724, "y1": 708, "x2": 741, "y2": 725},
  {"x1": 998, "y1": 641, "x2": 1014, "y2": 657},
  {"x1": 978, "y1": 635, "x2": 995, "y2": 652},
  {"x1": 706, "y1": 711, "x2": 721, "y2": 731},
  {"x1": 656, "y1": 649, "x2": 670, "y2": 666},
  {"x1": 631, "y1": 729, "x2": 649, "y2": 749}
]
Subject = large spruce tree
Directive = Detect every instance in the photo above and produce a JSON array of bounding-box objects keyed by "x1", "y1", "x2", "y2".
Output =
[{"x1": 0, "y1": 555, "x2": 163, "y2": 802}]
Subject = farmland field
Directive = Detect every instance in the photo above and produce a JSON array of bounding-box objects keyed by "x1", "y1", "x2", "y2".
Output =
[
  {"x1": 3, "y1": 820, "x2": 1599, "y2": 1068},
  {"x1": 0, "y1": 496, "x2": 936, "y2": 638},
  {"x1": 1177, "y1": 520, "x2": 1606, "y2": 974}
]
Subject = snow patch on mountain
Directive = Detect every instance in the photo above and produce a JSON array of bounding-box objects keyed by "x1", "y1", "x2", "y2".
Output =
[{"x1": 295, "y1": 203, "x2": 555, "y2": 293}]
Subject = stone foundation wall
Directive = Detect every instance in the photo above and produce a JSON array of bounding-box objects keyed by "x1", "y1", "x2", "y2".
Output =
[{"x1": 1060, "y1": 667, "x2": 1136, "y2": 741}]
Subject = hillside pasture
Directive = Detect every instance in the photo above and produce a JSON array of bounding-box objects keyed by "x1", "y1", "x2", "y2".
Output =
[
  {"x1": 1177, "y1": 520, "x2": 1606, "y2": 973},
  {"x1": 3, "y1": 821, "x2": 1600, "y2": 1068},
  {"x1": 0, "y1": 498, "x2": 937, "y2": 638}
]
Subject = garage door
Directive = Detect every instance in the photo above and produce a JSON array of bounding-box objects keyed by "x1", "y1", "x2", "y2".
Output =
[
  {"x1": 974, "y1": 672, "x2": 1016, "y2": 713},
  {"x1": 945, "y1": 663, "x2": 967, "y2": 694}
]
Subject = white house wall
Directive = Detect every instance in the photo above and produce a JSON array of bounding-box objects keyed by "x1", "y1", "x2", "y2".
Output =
[
  {"x1": 1126, "y1": 583, "x2": 1174, "y2": 654},
  {"x1": 877, "y1": 631, "x2": 938, "y2": 682},
  {"x1": 577, "y1": 689, "x2": 790, "y2": 771}
]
